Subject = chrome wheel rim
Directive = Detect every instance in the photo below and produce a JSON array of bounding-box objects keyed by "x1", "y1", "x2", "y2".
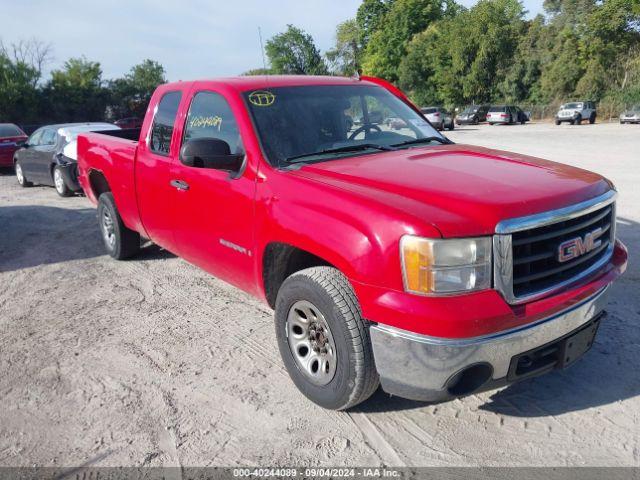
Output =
[
  {"x1": 54, "y1": 168, "x2": 65, "y2": 193},
  {"x1": 101, "y1": 209, "x2": 116, "y2": 249},
  {"x1": 15, "y1": 164, "x2": 24, "y2": 184},
  {"x1": 286, "y1": 300, "x2": 337, "y2": 386}
]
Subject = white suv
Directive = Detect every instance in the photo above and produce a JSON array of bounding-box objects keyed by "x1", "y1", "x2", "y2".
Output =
[{"x1": 555, "y1": 101, "x2": 597, "y2": 125}]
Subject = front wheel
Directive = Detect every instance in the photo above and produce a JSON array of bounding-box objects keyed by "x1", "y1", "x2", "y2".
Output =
[
  {"x1": 97, "y1": 192, "x2": 140, "y2": 260},
  {"x1": 275, "y1": 267, "x2": 379, "y2": 410},
  {"x1": 53, "y1": 166, "x2": 73, "y2": 197},
  {"x1": 15, "y1": 161, "x2": 32, "y2": 187}
]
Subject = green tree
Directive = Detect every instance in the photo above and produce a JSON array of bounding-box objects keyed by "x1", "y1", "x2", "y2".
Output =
[
  {"x1": 399, "y1": 0, "x2": 525, "y2": 105},
  {"x1": 362, "y1": 0, "x2": 455, "y2": 82},
  {"x1": 108, "y1": 59, "x2": 166, "y2": 119},
  {"x1": 326, "y1": 19, "x2": 361, "y2": 75},
  {"x1": 355, "y1": 0, "x2": 395, "y2": 48},
  {"x1": 0, "y1": 39, "x2": 51, "y2": 123},
  {"x1": 44, "y1": 57, "x2": 107, "y2": 122},
  {"x1": 265, "y1": 25, "x2": 328, "y2": 75}
]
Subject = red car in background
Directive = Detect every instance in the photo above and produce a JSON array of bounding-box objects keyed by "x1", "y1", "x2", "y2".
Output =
[
  {"x1": 114, "y1": 117, "x2": 143, "y2": 129},
  {"x1": 0, "y1": 124, "x2": 28, "y2": 167}
]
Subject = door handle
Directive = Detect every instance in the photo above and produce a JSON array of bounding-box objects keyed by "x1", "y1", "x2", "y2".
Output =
[{"x1": 170, "y1": 179, "x2": 189, "y2": 191}]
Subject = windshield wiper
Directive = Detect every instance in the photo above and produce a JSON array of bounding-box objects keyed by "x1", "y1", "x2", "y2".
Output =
[
  {"x1": 286, "y1": 143, "x2": 395, "y2": 163},
  {"x1": 391, "y1": 136, "x2": 453, "y2": 148}
]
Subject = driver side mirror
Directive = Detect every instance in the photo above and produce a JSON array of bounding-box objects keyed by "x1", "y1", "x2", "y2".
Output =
[{"x1": 180, "y1": 138, "x2": 244, "y2": 174}]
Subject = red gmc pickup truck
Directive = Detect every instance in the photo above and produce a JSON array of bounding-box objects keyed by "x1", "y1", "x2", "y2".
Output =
[{"x1": 77, "y1": 75, "x2": 627, "y2": 410}]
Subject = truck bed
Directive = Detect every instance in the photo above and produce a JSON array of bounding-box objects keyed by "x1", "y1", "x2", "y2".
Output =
[{"x1": 77, "y1": 128, "x2": 145, "y2": 235}]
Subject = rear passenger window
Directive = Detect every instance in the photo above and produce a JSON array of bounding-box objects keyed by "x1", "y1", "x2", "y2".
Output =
[
  {"x1": 182, "y1": 91, "x2": 242, "y2": 155},
  {"x1": 150, "y1": 91, "x2": 182, "y2": 155}
]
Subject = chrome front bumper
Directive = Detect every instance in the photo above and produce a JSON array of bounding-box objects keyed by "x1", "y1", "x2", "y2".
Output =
[{"x1": 370, "y1": 286, "x2": 609, "y2": 402}]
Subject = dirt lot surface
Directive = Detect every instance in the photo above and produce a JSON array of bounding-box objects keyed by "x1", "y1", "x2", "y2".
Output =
[{"x1": 0, "y1": 122, "x2": 638, "y2": 467}]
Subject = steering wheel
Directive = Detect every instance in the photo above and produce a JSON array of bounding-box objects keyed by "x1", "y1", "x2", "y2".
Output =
[{"x1": 349, "y1": 123, "x2": 382, "y2": 140}]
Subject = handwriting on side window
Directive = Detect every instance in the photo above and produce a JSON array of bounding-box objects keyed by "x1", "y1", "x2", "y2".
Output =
[{"x1": 190, "y1": 115, "x2": 223, "y2": 131}]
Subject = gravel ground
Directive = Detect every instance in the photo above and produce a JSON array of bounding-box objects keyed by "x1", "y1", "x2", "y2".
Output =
[{"x1": 0, "y1": 122, "x2": 638, "y2": 468}]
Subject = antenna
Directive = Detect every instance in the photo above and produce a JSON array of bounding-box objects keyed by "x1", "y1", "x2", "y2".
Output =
[{"x1": 258, "y1": 27, "x2": 267, "y2": 72}]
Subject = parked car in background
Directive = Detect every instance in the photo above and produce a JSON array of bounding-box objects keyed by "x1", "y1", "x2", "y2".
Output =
[
  {"x1": 0, "y1": 124, "x2": 28, "y2": 167},
  {"x1": 14, "y1": 122, "x2": 118, "y2": 196},
  {"x1": 420, "y1": 107, "x2": 454, "y2": 130},
  {"x1": 487, "y1": 105, "x2": 528, "y2": 125},
  {"x1": 114, "y1": 117, "x2": 143, "y2": 129},
  {"x1": 555, "y1": 101, "x2": 597, "y2": 125},
  {"x1": 456, "y1": 105, "x2": 490, "y2": 125},
  {"x1": 619, "y1": 105, "x2": 640, "y2": 124}
]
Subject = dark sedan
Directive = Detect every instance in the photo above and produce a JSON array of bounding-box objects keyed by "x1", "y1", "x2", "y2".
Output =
[
  {"x1": 455, "y1": 105, "x2": 490, "y2": 125},
  {"x1": 14, "y1": 123, "x2": 118, "y2": 196},
  {"x1": 0, "y1": 124, "x2": 28, "y2": 167}
]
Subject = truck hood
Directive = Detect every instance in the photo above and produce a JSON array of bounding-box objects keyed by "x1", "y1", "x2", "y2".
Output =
[{"x1": 291, "y1": 144, "x2": 611, "y2": 237}]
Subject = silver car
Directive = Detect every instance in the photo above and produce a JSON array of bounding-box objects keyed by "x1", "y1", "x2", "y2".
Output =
[
  {"x1": 420, "y1": 107, "x2": 454, "y2": 130},
  {"x1": 620, "y1": 105, "x2": 640, "y2": 124}
]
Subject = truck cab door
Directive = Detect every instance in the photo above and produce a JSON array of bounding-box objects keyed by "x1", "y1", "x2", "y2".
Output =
[
  {"x1": 169, "y1": 89, "x2": 256, "y2": 293},
  {"x1": 134, "y1": 89, "x2": 185, "y2": 252}
]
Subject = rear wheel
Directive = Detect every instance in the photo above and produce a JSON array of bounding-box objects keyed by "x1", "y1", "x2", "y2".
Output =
[
  {"x1": 275, "y1": 267, "x2": 379, "y2": 410},
  {"x1": 589, "y1": 113, "x2": 596, "y2": 124},
  {"x1": 555, "y1": 119, "x2": 561, "y2": 125},
  {"x1": 97, "y1": 192, "x2": 140, "y2": 260},
  {"x1": 15, "y1": 161, "x2": 32, "y2": 187},
  {"x1": 53, "y1": 166, "x2": 73, "y2": 197}
]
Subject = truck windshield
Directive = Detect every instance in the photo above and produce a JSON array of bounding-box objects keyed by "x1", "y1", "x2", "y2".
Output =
[
  {"x1": 243, "y1": 84, "x2": 444, "y2": 167},
  {"x1": 564, "y1": 103, "x2": 582, "y2": 109}
]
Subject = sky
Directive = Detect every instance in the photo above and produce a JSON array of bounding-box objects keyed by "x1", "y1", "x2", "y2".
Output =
[{"x1": 1, "y1": 0, "x2": 544, "y2": 82}]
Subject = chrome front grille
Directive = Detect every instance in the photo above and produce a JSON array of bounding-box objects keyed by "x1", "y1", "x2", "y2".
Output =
[{"x1": 494, "y1": 191, "x2": 617, "y2": 304}]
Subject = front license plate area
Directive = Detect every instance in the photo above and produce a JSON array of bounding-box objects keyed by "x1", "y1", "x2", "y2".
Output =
[
  {"x1": 507, "y1": 312, "x2": 604, "y2": 381},
  {"x1": 559, "y1": 317, "x2": 601, "y2": 368}
]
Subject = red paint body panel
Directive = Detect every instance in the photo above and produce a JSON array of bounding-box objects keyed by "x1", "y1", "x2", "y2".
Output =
[
  {"x1": 77, "y1": 76, "x2": 628, "y2": 339},
  {"x1": 0, "y1": 135, "x2": 28, "y2": 166}
]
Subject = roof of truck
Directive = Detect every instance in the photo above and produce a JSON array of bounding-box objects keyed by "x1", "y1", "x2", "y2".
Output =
[{"x1": 164, "y1": 75, "x2": 372, "y2": 92}]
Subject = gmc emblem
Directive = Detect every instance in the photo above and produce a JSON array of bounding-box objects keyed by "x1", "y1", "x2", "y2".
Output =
[{"x1": 557, "y1": 227, "x2": 604, "y2": 263}]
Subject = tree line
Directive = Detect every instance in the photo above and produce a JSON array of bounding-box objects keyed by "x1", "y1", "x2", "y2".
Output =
[
  {"x1": 2, "y1": 0, "x2": 638, "y2": 127},
  {"x1": 254, "y1": 0, "x2": 640, "y2": 111},
  {"x1": 0, "y1": 39, "x2": 166, "y2": 127}
]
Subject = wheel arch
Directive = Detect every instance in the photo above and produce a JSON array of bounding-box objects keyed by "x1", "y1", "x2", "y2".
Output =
[
  {"x1": 261, "y1": 242, "x2": 341, "y2": 309},
  {"x1": 87, "y1": 169, "x2": 112, "y2": 200}
]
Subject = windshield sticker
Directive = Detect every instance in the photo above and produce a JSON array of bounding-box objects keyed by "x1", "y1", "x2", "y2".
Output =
[
  {"x1": 248, "y1": 90, "x2": 275, "y2": 107},
  {"x1": 189, "y1": 115, "x2": 222, "y2": 131},
  {"x1": 409, "y1": 118, "x2": 434, "y2": 134}
]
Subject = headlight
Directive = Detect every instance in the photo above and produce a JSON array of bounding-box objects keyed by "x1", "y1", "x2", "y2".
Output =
[{"x1": 400, "y1": 236, "x2": 492, "y2": 295}]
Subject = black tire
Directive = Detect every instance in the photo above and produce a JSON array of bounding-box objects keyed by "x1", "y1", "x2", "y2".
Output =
[
  {"x1": 589, "y1": 114, "x2": 596, "y2": 124},
  {"x1": 15, "y1": 161, "x2": 32, "y2": 187},
  {"x1": 275, "y1": 266, "x2": 379, "y2": 410},
  {"x1": 555, "y1": 120, "x2": 561, "y2": 125},
  {"x1": 97, "y1": 192, "x2": 140, "y2": 260},
  {"x1": 53, "y1": 165, "x2": 73, "y2": 197},
  {"x1": 447, "y1": 122, "x2": 454, "y2": 131},
  {"x1": 573, "y1": 114, "x2": 582, "y2": 125}
]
